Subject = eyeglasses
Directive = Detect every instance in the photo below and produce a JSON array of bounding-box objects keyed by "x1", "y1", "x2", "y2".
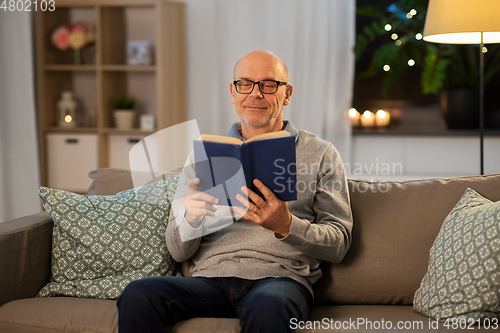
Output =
[{"x1": 233, "y1": 79, "x2": 288, "y2": 94}]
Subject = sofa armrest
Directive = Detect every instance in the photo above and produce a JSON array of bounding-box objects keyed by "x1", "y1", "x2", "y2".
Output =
[{"x1": 0, "y1": 212, "x2": 53, "y2": 307}]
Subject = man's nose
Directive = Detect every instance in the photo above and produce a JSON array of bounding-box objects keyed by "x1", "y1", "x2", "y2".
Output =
[{"x1": 249, "y1": 83, "x2": 264, "y2": 98}]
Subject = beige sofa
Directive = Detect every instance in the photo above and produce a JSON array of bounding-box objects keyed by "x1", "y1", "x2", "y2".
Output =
[{"x1": 1, "y1": 169, "x2": 499, "y2": 332}]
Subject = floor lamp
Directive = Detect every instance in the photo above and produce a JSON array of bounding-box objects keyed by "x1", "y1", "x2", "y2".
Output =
[{"x1": 422, "y1": 0, "x2": 500, "y2": 175}]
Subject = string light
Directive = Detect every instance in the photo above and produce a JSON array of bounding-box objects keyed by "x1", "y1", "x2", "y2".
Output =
[
  {"x1": 407, "y1": 13, "x2": 413, "y2": 19},
  {"x1": 395, "y1": 40, "x2": 402, "y2": 46},
  {"x1": 391, "y1": 33, "x2": 398, "y2": 40},
  {"x1": 408, "y1": 59, "x2": 415, "y2": 66},
  {"x1": 383, "y1": 65, "x2": 391, "y2": 71},
  {"x1": 385, "y1": 24, "x2": 392, "y2": 31},
  {"x1": 410, "y1": 9, "x2": 417, "y2": 16},
  {"x1": 482, "y1": 47, "x2": 488, "y2": 53},
  {"x1": 415, "y1": 33, "x2": 423, "y2": 40}
]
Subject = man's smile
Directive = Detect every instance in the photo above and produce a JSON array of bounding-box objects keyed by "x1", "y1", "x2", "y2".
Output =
[{"x1": 244, "y1": 104, "x2": 268, "y2": 110}]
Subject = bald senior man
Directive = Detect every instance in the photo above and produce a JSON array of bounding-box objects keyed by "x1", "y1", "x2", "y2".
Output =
[{"x1": 117, "y1": 50, "x2": 353, "y2": 333}]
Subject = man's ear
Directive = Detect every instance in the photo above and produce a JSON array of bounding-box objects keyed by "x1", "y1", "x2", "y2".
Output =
[
  {"x1": 230, "y1": 82, "x2": 236, "y2": 104},
  {"x1": 283, "y1": 84, "x2": 293, "y2": 106}
]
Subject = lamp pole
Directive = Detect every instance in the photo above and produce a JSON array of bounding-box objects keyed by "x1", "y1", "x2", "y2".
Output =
[{"x1": 480, "y1": 32, "x2": 484, "y2": 175}]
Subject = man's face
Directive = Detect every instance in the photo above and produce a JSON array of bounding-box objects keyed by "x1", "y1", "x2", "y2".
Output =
[{"x1": 230, "y1": 53, "x2": 292, "y2": 131}]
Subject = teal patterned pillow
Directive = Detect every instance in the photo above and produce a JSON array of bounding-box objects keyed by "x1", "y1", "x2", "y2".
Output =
[
  {"x1": 37, "y1": 175, "x2": 181, "y2": 300},
  {"x1": 414, "y1": 188, "x2": 500, "y2": 322}
]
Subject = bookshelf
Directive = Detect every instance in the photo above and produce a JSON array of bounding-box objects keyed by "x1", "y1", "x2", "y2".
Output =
[{"x1": 35, "y1": 0, "x2": 186, "y2": 192}]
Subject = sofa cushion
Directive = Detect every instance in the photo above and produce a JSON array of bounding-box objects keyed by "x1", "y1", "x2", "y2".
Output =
[
  {"x1": 313, "y1": 174, "x2": 500, "y2": 306},
  {"x1": 0, "y1": 299, "x2": 436, "y2": 333},
  {"x1": 37, "y1": 175, "x2": 181, "y2": 300},
  {"x1": 0, "y1": 298, "x2": 118, "y2": 333},
  {"x1": 88, "y1": 168, "x2": 135, "y2": 196},
  {"x1": 413, "y1": 188, "x2": 500, "y2": 322},
  {"x1": 88, "y1": 168, "x2": 179, "y2": 196}
]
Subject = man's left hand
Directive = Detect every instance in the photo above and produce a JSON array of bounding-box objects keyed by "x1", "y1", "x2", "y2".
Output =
[{"x1": 233, "y1": 179, "x2": 292, "y2": 237}]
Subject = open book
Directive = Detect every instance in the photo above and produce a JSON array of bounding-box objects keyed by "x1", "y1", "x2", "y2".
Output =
[{"x1": 193, "y1": 130, "x2": 297, "y2": 207}]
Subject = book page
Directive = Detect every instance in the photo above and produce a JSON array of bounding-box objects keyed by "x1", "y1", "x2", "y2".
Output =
[
  {"x1": 246, "y1": 130, "x2": 290, "y2": 142},
  {"x1": 198, "y1": 130, "x2": 290, "y2": 145},
  {"x1": 198, "y1": 134, "x2": 244, "y2": 145}
]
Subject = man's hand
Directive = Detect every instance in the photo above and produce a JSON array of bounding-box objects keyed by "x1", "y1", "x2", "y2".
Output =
[
  {"x1": 233, "y1": 179, "x2": 292, "y2": 237},
  {"x1": 184, "y1": 178, "x2": 219, "y2": 226}
]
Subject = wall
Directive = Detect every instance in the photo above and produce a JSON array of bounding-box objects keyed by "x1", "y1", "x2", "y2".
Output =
[{"x1": 349, "y1": 134, "x2": 500, "y2": 181}]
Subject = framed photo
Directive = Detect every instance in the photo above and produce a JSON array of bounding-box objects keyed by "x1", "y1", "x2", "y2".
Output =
[{"x1": 127, "y1": 40, "x2": 154, "y2": 65}]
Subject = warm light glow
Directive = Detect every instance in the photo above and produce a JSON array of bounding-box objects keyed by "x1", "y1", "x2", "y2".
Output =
[
  {"x1": 391, "y1": 33, "x2": 398, "y2": 40},
  {"x1": 375, "y1": 110, "x2": 391, "y2": 127},
  {"x1": 424, "y1": 32, "x2": 500, "y2": 44},
  {"x1": 360, "y1": 110, "x2": 375, "y2": 127},
  {"x1": 410, "y1": 9, "x2": 417, "y2": 16},
  {"x1": 395, "y1": 40, "x2": 402, "y2": 46},
  {"x1": 64, "y1": 115, "x2": 73, "y2": 123},
  {"x1": 383, "y1": 65, "x2": 390, "y2": 71},
  {"x1": 384, "y1": 24, "x2": 392, "y2": 31},
  {"x1": 349, "y1": 108, "x2": 360, "y2": 127},
  {"x1": 482, "y1": 46, "x2": 488, "y2": 53},
  {"x1": 408, "y1": 59, "x2": 415, "y2": 66},
  {"x1": 406, "y1": 13, "x2": 413, "y2": 19},
  {"x1": 415, "y1": 33, "x2": 423, "y2": 40},
  {"x1": 423, "y1": 0, "x2": 500, "y2": 44}
]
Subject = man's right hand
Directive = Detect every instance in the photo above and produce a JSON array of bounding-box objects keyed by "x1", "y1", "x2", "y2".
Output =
[{"x1": 184, "y1": 178, "x2": 219, "y2": 226}]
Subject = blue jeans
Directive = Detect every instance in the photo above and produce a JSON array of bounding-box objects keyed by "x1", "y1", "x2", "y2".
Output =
[{"x1": 116, "y1": 276, "x2": 314, "y2": 333}]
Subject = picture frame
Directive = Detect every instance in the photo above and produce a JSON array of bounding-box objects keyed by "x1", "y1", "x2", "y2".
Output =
[{"x1": 127, "y1": 40, "x2": 154, "y2": 65}]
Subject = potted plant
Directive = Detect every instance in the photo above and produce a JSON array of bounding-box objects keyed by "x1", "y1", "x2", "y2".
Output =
[
  {"x1": 439, "y1": 44, "x2": 500, "y2": 128},
  {"x1": 112, "y1": 94, "x2": 136, "y2": 129},
  {"x1": 355, "y1": 0, "x2": 500, "y2": 128}
]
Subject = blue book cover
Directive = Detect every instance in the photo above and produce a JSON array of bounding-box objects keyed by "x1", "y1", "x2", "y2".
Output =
[{"x1": 193, "y1": 131, "x2": 297, "y2": 207}]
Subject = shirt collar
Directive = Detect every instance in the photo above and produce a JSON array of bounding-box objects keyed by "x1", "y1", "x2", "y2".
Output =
[{"x1": 226, "y1": 120, "x2": 299, "y2": 142}]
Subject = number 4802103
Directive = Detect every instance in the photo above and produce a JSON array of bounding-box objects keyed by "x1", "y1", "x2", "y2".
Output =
[{"x1": 1, "y1": 0, "x2": 55, "y2": 11}]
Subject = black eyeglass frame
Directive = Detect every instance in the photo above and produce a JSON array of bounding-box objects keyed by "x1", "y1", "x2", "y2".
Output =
[{"x1": 233, "y1": 79, "x2": 288, "y2": 94}]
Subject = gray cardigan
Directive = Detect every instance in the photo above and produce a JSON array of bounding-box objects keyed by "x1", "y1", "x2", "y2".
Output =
[{"x1": 166, "y1": 122, "x2": 353, "y2": 296}]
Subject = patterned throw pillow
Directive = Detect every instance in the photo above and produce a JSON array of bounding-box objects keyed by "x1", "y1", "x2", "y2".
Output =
[
  {"x1": 37, "y1": 175, "x2": 181, "y2": 300},
  {"x1": 414, "y1": 188, "x2": 500, "y2": 322}
]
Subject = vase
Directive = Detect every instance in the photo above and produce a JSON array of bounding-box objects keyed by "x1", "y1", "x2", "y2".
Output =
[
  {"x1": 74, "y1": 49, "x2": 82, "y2": 65},
  {"x1": 114, "y1": 110, "x2": 135, "y2": 129},
  {"x1": 440, "y1": 89, "x2": 479, "y2": 129}
]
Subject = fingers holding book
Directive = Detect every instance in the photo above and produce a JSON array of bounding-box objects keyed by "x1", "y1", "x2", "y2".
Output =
[
  {"x1": 184, "y1": 177, "x2": 219, "y2": 226},
  {"x1": 234, "y1": 179, "x2": 292, "y2": 238}
]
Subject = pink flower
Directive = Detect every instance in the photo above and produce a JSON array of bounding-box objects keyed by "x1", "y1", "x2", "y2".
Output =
[
  {"x1": 51, "y1": 26, "x2": 70, "y2": 51},
  {"x1": 51, "y1": 23, "x2": 95, "y2": 51}
]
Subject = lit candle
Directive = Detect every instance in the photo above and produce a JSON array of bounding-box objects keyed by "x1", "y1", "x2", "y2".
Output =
[
  {"x1": 360, "y1": 110, "x2": 375, "y2": 127},
  {"x1": 375, "y1": 109, "x2": 391, "y2": 127},
  {"x1": 349, "y1": 108, "x2": 360, "y2": 127}
]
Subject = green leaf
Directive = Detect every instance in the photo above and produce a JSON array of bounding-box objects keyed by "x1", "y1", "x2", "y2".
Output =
[
  {"x1": 356, "y1": 5, "x2": 385, "y2": 18},
  {"x1": 421, "y1": 44, "x2": 450, "y2": 94}
]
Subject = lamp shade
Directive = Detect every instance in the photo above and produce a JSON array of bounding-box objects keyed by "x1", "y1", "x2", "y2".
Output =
[{"x1": 423, "y1": 0, "x2": 500, "y2": 44}]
